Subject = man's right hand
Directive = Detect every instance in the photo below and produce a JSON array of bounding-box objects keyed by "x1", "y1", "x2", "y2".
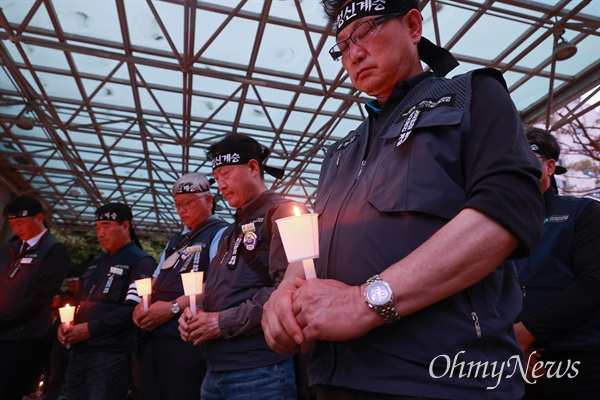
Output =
[
  {"x1": 262, "y1": 281, "x2": 304, "y2": 355},
  {"x1": 178, "y1": 307, "x2": 194, "y2": 342}
]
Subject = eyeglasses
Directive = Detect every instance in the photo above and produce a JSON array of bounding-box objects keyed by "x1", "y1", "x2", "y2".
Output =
[
  {"x1": 329, "y1": 13, "x2": 403, "y2": 61},
  {"x1": 174, "y1": 193, "x2": 208, "y2": 211}
]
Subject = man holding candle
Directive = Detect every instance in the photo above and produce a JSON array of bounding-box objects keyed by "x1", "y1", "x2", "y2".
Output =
[
  {"x1": 178, "y1": 134, "x2": 306, "y2": 400},
  {"x1": 132, "y1": 173, "x2": 227, "y2": 400},
  {"x1": 58, "y1": 202, "x2": 156, "y2": 400},
  {"x1": 0, "y1": 195, "x2": 71, "y2": 400},
  {"x1": 262, "y1": 0, "x2": 545, "y2": 399}
]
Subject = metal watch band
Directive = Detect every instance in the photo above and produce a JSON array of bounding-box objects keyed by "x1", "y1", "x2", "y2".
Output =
[{"x1": 365, "y1": 275, "x2": 401, "y2": 324}]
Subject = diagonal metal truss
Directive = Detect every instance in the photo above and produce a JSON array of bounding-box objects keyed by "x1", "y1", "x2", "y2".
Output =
[{"x1": 0, "y1": 0, "x2": 598, "y2": 239}]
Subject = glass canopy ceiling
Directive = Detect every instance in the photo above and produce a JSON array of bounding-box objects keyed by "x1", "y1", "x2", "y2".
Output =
[{"x1": 1, "y1": 0, "x2": 599, "y2": 238}]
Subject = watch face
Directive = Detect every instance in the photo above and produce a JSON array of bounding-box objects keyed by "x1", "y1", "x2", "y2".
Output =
[
  {"x1": 367, "y1": 281, "x2": 392, "y2": 306},
  {"x1": 171, "y1": 302, "x2": 180, "y2": 314}
]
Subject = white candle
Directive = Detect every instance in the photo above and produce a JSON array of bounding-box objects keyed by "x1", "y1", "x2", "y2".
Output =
[
  {"x1": 275, "y1": 207, "x2": 319, "y2": 279},
  {"x1": 181, "y1": 271, "x2": 204, "y2": 316},
  {"x1": 59, "y1": 303, "x2": 75, "y2": 349},
  {"x1": 135, "y1": 277, "x2": 153, "y2": 311},
  {"x1": 59, "y1": 303, "x2": 75, "y2": 328}
]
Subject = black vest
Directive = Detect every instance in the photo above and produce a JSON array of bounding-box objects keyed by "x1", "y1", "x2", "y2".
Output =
[
  {"x1": 152, "y1": 217, "x2": 227, "y2": 337},
  {"x1": 516, "y1": 191, "x2": 600, "y2": 350}
]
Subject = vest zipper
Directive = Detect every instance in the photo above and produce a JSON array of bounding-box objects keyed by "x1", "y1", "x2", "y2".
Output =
[
  {"x1": 465, "y1": 289, "x2": 482, "y2": 339},
  {"x1": 471, "y1": 311, "x2": 482, "y2": 339},
  {"x1": 357, "y1": 159, "x2": 366, "y2": 179}
]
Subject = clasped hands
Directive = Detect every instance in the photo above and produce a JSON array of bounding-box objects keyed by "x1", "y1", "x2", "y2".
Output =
[
  {"x1": 261, "y1": 277, "x2": 381, "y2": 355},
  {"x1": 178, "y1": 307, "x2": 221, "y2": 346}
]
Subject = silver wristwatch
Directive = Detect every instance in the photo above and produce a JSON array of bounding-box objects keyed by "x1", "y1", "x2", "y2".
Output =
[
  {"x1": 170, "y1": 301, "x2": 181, "y2": 315},
  {"x1": 364, "y1": 275, "x2": 400, "y2": 324}
]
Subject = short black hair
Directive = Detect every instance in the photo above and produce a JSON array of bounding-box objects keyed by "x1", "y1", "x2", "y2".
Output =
[{"x1": 3, "y1": 195, "x2": 44, "y2": 219}]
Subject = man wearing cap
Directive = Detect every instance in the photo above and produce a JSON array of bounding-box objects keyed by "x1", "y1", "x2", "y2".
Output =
[
  {"x1": 58, "y1": 202, "x2": 156, "y2": 400},
  {"x1": 262, "y1": 0, "x2": 544, "y2": 398},
  {"x1": 178, "y1": 134, "x2": 306, "y2": 399},
  {"x1": 514, "y1": 128, "x2": 600, "y2": 399},
  {"x1": 133, "y1": 173, "x2": 227, "y2": 400},
  {"x1": 0, "y1": 195, "x2": 71, "y2": 400}
]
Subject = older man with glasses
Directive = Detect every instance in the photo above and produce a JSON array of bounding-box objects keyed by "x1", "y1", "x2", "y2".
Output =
[
  {"x1": 262, "y1": 0, "x2": 544, "y2": 399},
  {"x1": 133, "y1": 173, "x2": 227, "y2": 400}
]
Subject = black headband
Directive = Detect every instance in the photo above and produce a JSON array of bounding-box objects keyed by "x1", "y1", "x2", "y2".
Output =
[
  {"x1": 211, "y1": 148, "x2": 285, "y2": 180},
  {"x1": 335, "y1": 0, "x2": 415, "y2": 31},
  {"x1": 335, "y1": 0, "x2": 458, "y2": 77},
  {"x1": 530, "y1": 143, "x2": 567, "y2": 175},
  {"x1": 95, "y1": 203, "x2": 132, "y2": 223},
  {"x1": 6, "y1": 209, "x2": 36, "y2": 219},
  {"x1": 3, "y1": 195, "x2": 43, "y2": 220},
  {"x1": 175, "y1": 182, "x2": 209, "y2": 195}
]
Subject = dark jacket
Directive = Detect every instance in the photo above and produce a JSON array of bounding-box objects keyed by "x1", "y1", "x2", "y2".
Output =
[
  {"x1": 516, "y1": 188, "x2": 600, "y2": 351},
  {"x1": 0, "y1": 231, "x2": 71, "y2": 340},
  {"x1": 309, "y1": 69, "x2": 543, "y2": 399},
  {"x1": 203, "y1": 190, "x2": 306, "y2": 372},
  {"x1": 73, "y1": 241, "x2": 156, "y2": 353}
]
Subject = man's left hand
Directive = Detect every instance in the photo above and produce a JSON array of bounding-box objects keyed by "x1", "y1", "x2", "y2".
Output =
[
  {"x1": 62, "y1": 322, "x2": 91, "y2": 345},
  {"x1": 134, "y1": 301, "x2": 173, "y2": 331},
  {"x1": 185, "y1": 309, "x2": 222, "y2": 346}
]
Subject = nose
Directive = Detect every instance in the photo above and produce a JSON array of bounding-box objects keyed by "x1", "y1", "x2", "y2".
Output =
[{"x1": 345, "y1": 40, "x2": 367, "y2": 63}]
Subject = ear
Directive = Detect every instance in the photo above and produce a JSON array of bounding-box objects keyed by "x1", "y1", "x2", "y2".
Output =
[
  {"x1": 121, "y1": 219, "x2": 131, "y2": 233},
  {"x1": 247, "y1": 159, "x2": 261, "y2": 177},
  {"x1": 405, "y1": 8, "x2": 423, "y2": 45},
  {"x1": 546, "y1": 158, "x2": 557, "y2": 176}
]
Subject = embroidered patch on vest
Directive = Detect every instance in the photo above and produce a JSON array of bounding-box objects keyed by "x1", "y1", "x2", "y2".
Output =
[
  {"x1": 397, "y1": 95, "x2": 455, "y2": 147},
  {"x1": 545, "y1": 214, "x2": 569, "y2": 223}
]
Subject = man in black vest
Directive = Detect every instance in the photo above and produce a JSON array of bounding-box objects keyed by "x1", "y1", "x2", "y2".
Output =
[
  {"x1": 58, "y1": 202, "x2": 156, "y2": 400},
  {"x1": 178, "y1": 134, "x2": 307, "y2": 399},
  {"x1": 514, "y1": 128, "x2": 600, "y2": 399},
  {"x1": 262, "y1": 1, "x2": 544, "y2": 398},
  {"x1": 133, "y1": 173, "x2": 227, "y2": 400},
  {"x1": 0, "y1": 195, "x2": 71, "y2": 400}
]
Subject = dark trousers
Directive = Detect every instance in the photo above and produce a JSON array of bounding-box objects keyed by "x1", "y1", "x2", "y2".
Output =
[
  {"x1": 67, "y1": 351, "x2": 130, "y2": 400},
  {"x1": 523, "y1": 351, "x2": 600, "y2": 400},
  {"x1": 140, "y1": 335, "x2": 206, "y2": 400},
  {"x1": 0, "y1": 339, "x2": 44, "y2": 400},
  {"x1": 46, "y1": 338, "x2": 70, "y2": 400}
]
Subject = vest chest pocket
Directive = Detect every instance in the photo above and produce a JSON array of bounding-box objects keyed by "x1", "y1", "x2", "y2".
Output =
[
  {"x1": 98, "y1": 272, "x2": 130, "y2": 302},
  {"x1": 84, "y1": 266, "x2": 131, "y2": 303},
  {"x1": 367, "y1": 107, "x2": 466, "y2": 221}
]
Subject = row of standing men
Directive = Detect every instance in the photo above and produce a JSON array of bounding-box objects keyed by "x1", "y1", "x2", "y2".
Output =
[
  {"x1": 2, "y1": 129, "x2": 599, "y2": 400},
  {"x1": 2, "y1": 0, "x2": 600, "y2": 398}
]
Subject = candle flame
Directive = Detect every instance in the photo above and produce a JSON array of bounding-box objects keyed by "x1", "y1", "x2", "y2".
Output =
[
  {"x1": 293, "y1": 206, "x2": 301, "y2": 216},
  {"x1": 65, "y1": 303, "x2": 70, "y2": 308},
  {"x1": 39, "y1": 380, "x2": 44, "y2": 388}
]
